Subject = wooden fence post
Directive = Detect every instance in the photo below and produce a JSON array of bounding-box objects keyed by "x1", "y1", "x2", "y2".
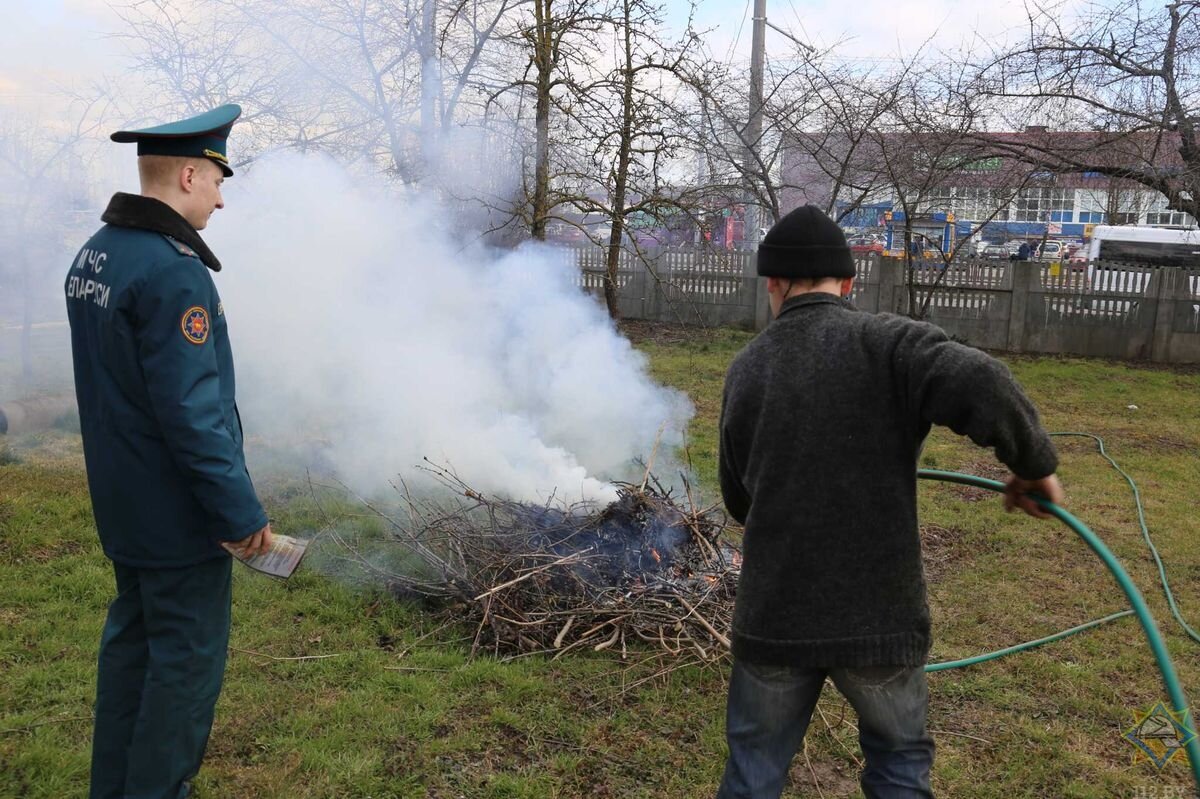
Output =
[
  {"x1": 876, "y1": 257, "x2": 902, "y2": 315},
  {"x1": 747, "y1": 249, "x2": 769, "y2": 330},
  {"x1": 1150, "y1": 266, "x2": 1182, "y2": 363},
  {"x1": 1006, "y1": 261, "x2": 1037, "y2": 353}
]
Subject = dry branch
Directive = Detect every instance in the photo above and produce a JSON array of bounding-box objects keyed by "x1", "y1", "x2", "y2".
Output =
[{"x1": 337, "y1": 469, "x2": 741, "y2": 662}]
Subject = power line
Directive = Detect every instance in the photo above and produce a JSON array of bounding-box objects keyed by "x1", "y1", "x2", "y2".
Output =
[
  {"x1": 785, "y1": 0, "x2": 812, "y2": 46},
  {"x1": 726, "y1": 0, "x2": 751, "y2": 66}
]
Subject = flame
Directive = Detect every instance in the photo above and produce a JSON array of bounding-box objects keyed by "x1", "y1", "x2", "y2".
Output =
[{"x1": 650, "y1": 548, "x2": 662, "y2": 564}]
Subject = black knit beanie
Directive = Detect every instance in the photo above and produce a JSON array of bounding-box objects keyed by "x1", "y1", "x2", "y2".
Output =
[{"x1": 756, "y1": 204, "x2": 854, "y2": 278}]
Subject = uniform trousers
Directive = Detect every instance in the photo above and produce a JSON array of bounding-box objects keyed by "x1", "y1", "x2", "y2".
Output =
[{"x1": 89, "y1": 556, "x2": 232, "y2": 799}]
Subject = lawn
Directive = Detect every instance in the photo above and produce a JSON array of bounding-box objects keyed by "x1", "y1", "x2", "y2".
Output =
[{"x1": 1, "y1": 321, "x2": 1198, "y2": 798}]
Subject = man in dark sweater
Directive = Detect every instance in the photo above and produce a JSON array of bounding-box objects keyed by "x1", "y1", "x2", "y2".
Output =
[{"x1": 716, "y1": 206, "x2": 1063, "y2": 799}]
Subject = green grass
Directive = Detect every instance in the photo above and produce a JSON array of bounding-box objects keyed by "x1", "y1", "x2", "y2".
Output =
[{"x1": 2, "y1": 328, "x2": 1199, "y2": 798}]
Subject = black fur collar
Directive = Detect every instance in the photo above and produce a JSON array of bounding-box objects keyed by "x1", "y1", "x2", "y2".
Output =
[{"x1": 101, "y1": 192, "x2": 222, "y2": 272}]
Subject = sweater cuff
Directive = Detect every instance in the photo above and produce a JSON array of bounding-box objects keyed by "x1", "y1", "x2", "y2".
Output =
[
  {"x1": 1012, "y1": 439, "x2": 1059, "y2": 480},
  {"x1": 218, "y1": 508, "x2": 270, "y2": 543}
]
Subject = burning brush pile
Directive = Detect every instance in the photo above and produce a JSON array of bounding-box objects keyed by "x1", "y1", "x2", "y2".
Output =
[{"x1": 352, "y1": 468, "x2": 740, "y2": 661}]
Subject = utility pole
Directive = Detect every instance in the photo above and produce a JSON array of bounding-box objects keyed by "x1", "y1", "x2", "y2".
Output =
[
  {"x1": 745, "y1": 0, "x2": 767, "y2": 250},
  {"x1": 420, "y1": 0, "x2": 440, "y2": 170},
  {"x1": 746, "y1": 0, "x2": 770, "y2": 329}
]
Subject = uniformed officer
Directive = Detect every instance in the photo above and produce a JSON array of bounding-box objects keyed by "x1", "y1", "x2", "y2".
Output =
[{"x1": 65, "y1": 104, "x2": 272, "y2": 799}]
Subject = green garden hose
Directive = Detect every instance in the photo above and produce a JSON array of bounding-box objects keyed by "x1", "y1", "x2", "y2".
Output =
[
  {"x1": 917, "y1": 467, "x2": 1200, "y2": 788},
  {"x1": 1050, "y1": 432, "x2": 1200, "y2": 647}
]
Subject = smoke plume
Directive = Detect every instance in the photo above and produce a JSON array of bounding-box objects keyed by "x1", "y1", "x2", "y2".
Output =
[{"x1": 209, "y1": 153, "x2": 692, "y2": 505}]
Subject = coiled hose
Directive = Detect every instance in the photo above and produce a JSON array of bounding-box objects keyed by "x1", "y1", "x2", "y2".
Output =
[{"x1": 916, "y1": 465, "x2": 1199, "y2": 789}]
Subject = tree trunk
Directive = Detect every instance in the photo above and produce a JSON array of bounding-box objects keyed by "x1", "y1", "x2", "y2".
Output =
[
  {"x1": 420, "y1": 0, "x2": 440, "y2": 169},
  {"x1": 19, "y1": 252, "x2": 33, "y2": 390},
  {"x1": 530, "y1": 0, "x2": 553, "y2": 241},
  {"x1": 603, "y1": 0, "x2": 636, "y2": 319}
]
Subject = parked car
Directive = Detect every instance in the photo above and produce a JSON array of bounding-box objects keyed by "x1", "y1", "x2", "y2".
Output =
[
  {"x1": 1066, "y1": 249, "x2": 1090, "y2": 271},
  {"x1": 1037, "y1": 241, "x2": 1064, "y2": 261},
  {"x1": 848, "y1": 236, "x2": 885, "y2": 255},
  {"x1": 1004, "y1": 239, "x2": 1027, "y2": 256},
  {"x1": 982, "y1": 244, "x2": 1010, "y2": 260},
  {"x1": 967, "y1": 239, "x2": 998, "y2": 257}
]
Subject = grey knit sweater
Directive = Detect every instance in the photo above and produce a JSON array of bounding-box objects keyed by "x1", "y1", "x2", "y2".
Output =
[{"x1": 718, "y1": 293, "x2": 1058, "y2": 667}]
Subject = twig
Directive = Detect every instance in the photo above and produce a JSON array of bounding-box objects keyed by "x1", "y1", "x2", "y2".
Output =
[
  {"x1": 229, "y1": 646, "x2": 344, "y2": 661},
  {"x1": 472, "y1": 549, "x2": 593, "y2": 601},
  {"x1": 676, "y1": 596, "x2": 732, "y2": 649},
  {"x1": 815, "y1": 701, "x2": 864, "y2": 769},
  {"x1": 395, "y1": 621, "x2": 457, "y2": 658},
  {"x1": 553, "y1": 615, "x2": 576, "y2": 648},
  {"x1": 803, "y1": 740, "x2": 828, "y2": 799},
  {"x1": 640, "y1": 422, "x2": 667, "y2": 491},
  {"x1": 929, "y1": 728, "x2": 994, "y2": 745},
  {"x1": 593, "y1": 627, "x2": 621, "y2": 651},
  {"x1": 0, "y1": 715, "x2": 94, "y2": 735}
]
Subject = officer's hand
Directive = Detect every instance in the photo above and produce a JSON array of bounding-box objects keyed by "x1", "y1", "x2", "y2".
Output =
[
  {"x1": 224, "y1": 523, "x2": 274, "y2": 558},
  {"x1": 1003, "y1": 474, "x2": 1063, "y2": 519}
]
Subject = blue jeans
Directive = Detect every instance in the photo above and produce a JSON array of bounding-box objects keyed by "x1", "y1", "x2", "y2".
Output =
[{"x1": 717, "y1": 659, "x2": 935, "y2": 799}]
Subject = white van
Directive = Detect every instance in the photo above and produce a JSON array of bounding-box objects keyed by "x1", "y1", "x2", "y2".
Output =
[
  {"x1": 1083, "y1": 226, "x2": 1200, "y2": 304},
  {"x1": 1086, "y1": 225, "x2": 1200, "y2": 266}
]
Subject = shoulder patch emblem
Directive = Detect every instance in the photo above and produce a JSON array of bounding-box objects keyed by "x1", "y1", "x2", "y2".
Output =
[
  {"x1": 163, "y1": 235, "x2": 198, "y2": 259},
  {"x1": 181, "y1": 306, "x2": 210, "y2": 344}
]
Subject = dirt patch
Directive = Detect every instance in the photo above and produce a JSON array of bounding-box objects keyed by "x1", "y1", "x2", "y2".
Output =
[
  {"x1": 617, "y1": 319, "x2": 731, "y2": 346},
  {"x1": 24, "y1": 540, "x2": 86, "y2": 563},
  {"x1": 1112, "y1": 430, "x2": 1197, "y2": 453},
  {"x1": 789, "y1": 751, "x2": 861, "y2": 796},
  {"x1": 999, "y1": 352, "x2": 1200, "y2": 375},
  {"x1": 920, "y1": 524, "x2": 979, "y2": 583},
  {"x1": 939, "y1": 460, "x2": 1010, "y2": 503}
]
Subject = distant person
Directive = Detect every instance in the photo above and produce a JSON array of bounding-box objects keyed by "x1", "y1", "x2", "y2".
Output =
[
  {"x1": 64, "y1": 105, "x2": 272, "y2": 799},
  {"x1": 715, "y1": 205, "x2": 1062, "y2": 798},
  {"x1": 1015, "y1": 241, "x2": 1032, "y2": 261}
]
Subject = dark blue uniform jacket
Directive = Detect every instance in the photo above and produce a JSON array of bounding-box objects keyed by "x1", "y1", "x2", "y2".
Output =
[{"x1": 66, "y1": 193, "x2": 267, "y2": 568}]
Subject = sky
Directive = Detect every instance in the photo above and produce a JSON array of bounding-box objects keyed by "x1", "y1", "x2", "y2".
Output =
[
  {"x1": 679, "y1": 0, "x2": 1039, "y2": 65},
  {"x1": 0, "y1": 0, "x2": 1054, "y2": 112},
  {"x1": 0, "y1": 1, "x2": 117, "y2": 107}
]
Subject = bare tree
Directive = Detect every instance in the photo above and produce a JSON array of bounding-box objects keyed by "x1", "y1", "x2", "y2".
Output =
[
  {"x1": 116, "y1": 0, "x2": 521, "y2": 184},
  {"x1": 868, "y1": 61, "x2": 1037, "y2": 319},
  {"x1": 680, "y1": 40, "x2": 910, "y2": 240},
  {"x1": 481, "y1": 0, "x2": 611, "y2": 240},
  {"x1": 550, "y1": 0, "x2": 706, "y2": 316},
  {"x1": 681, "y1": 54, "x2": 791, "y2": 231},
  {"x1": 776, "y1": 59, "x2": 917, "y2": 224},
  {"x1": 975, "y1": 0, "x2": 1200, "y2": 223},
  {"x1": 115, "y1": 0, "x2": 294, "y2": 162},
  {"x1": 0, "y1": 97, "x2": 112, "y2": 387}
]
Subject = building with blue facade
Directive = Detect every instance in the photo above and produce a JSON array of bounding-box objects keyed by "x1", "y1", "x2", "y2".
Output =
[{"x1": 784, "y1": 126, "x2": 1197, "y2": 250}]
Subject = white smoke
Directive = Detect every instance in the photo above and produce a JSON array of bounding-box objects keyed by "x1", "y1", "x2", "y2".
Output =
[{"x1": 209, "y1": 153, "x2": 692, "y2": 505}]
